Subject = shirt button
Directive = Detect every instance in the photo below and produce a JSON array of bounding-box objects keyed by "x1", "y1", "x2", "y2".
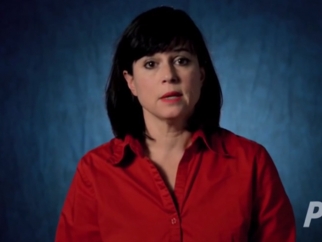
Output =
[{"x1": 171, "y1": 218, "x2": 177, "y2": 225}]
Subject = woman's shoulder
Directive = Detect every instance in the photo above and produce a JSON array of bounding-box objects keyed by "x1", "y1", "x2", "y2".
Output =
[
  {"x1": 213, "y1": 128, "x2": 278, "y2": 178},
  {"x1": 77, "y1": 136, "x2": 128, "y2": 169},
  {"x1": 212, "y1": 127, "x2": 271, "y2": 163},
  {"x1": 211, "y1": 128, "x2": 272, "y2": 169}
]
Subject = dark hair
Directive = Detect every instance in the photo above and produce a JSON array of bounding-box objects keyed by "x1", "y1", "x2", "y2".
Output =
[{"x1": 105, "y1": 6, "x2": 223, "y2": 140}]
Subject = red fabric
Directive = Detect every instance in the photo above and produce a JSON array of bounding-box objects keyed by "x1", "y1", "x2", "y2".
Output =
[{"x1": 55, "y1": 128, "x2": 296, "y2": 242}]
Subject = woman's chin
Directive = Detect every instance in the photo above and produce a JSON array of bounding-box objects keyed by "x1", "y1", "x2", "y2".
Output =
[
  {"x1": 159, "y1": 111, "x2": 187, "y2": 121},
  {"x1": 144, "y1": 107, "x2": 190, "y2": 122}
]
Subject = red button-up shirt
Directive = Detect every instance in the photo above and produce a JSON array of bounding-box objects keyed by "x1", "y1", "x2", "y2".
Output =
[{"x1": 55, "y1": 128, "x2": 296, "y2": 242}]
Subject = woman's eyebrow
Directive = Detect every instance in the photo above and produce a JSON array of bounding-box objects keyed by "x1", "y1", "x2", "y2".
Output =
[{"x1": 171, "y1": 47, "x2": 191, "y2": 53}]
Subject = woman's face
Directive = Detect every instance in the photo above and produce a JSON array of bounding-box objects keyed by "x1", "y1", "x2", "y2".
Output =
[{"x1": 123, "y1": 47, "x2": 205, "y2": 125}]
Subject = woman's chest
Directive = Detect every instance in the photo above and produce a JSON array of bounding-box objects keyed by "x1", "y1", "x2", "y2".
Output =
[{"x1": 95, "y1": 156, "x2": 254, "y2": 242}]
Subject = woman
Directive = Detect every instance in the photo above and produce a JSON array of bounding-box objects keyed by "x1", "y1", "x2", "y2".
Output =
[{"x1": 55, "y1": 6, "x2": 296, "y2": 242}]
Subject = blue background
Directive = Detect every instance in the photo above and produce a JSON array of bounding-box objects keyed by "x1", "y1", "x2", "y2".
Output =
[{"x1": 1, "y1": 0, "x2": 321, "y2": 241}]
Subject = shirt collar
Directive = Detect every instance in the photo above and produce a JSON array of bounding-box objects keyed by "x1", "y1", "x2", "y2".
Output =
[
  {"x1": 191, "y1": 128, "x2": 236, "y2": 158},
  {"x1": 107, "y1": 128, "x2": 235, "y2": 165}
]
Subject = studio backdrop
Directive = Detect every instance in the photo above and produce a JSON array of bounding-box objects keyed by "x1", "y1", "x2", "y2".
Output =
[{"x1": 1, "y1": 0, "x2": 321, "y2": 241}]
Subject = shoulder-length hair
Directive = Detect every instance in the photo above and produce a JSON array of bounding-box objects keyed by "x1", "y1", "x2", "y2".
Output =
[{"x1": 105, "y1": 6, "x2": 223, "y2": 140}]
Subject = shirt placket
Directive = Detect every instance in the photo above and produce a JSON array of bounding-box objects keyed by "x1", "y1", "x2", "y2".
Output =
[{"x1": 146, "y1": 147, "x2": 194, "y2": 242}]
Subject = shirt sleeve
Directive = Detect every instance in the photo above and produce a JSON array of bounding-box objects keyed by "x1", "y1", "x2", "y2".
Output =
[
  {"x1": 249, "y1": 145, "x2": 296, "y2": 242},
  {"x1": 55, "y1": 158, "x2": 102, "y2": 242}
]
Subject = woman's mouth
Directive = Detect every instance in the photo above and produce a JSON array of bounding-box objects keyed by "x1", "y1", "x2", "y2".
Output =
[{"x1": 160, "y1": 92, "x2": 183, "y2": 103}]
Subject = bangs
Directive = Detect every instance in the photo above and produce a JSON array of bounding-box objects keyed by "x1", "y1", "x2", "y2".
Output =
[
  {"x1": 122, "y1": 8, "x2": 201, "y2": 64},
  {"x1": 129, "y1": 29, "x2": 197, "y2": 60}
]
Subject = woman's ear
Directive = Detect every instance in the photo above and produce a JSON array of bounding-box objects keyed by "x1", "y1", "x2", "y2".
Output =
[{"x1": 123, "y1": 70, "x2": 137, "y2": 96}]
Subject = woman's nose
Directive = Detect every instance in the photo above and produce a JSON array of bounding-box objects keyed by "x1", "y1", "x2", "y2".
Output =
[{"x1": 161, "y1": 63, "x2": 178, "y2": 83}]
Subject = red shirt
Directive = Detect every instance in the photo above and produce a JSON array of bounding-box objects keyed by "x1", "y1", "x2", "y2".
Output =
[{"x1": 55, "y1": 128, "x2": 296, "y2": 242}]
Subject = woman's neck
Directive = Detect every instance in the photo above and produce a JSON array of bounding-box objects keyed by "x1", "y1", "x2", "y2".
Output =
[{"x1": 143, "y1": 115, "x2": 192, "y2": 156}]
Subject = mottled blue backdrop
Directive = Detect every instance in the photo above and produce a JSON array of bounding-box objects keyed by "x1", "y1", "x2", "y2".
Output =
[{"x1": 1, "y1": 0, "x2": 321, "y2": 241}]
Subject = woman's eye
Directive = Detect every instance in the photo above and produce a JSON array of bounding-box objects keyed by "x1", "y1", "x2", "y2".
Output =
[
  {"x1": 144, "y1": 61, "x2": 156, "y2": 69},
  {"x1": 175, "y1": 58, "x2": 190, "y2": 65}
]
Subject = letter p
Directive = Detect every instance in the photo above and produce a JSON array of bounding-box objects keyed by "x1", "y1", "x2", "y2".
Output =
[{"x1": 304, "y1": 201, "x2": 322, "y2": 228}]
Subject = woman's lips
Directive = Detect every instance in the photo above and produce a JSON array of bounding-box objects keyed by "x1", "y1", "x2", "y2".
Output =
[
  {"x1": 160, "y1": 94, "x2": 182, "y2": 103},
  {"x1": 160, "y1": 91, "x2": 182, "y2": 99}
]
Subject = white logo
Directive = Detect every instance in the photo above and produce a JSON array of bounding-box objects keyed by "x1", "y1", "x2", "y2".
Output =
[{"x1": 303, "y1": 201, "x2": 322, "y2": 228}]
